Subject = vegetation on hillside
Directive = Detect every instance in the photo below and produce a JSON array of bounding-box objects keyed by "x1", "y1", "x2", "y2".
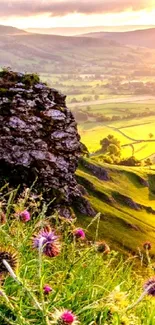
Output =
[{"x1": 77, "y1": 159, "x2": 155, "y2": 254}]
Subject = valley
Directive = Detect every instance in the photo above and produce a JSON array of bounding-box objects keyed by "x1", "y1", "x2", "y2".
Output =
[
  {"x1": 1, "y1": 1, "x2": 155, "y2": 321},
  {"x1": 39, "y1": 73, "x2": 155, "y2": 163},
  {"x1": 1, "y1": 25, "x2": 155, "y2": 255}
]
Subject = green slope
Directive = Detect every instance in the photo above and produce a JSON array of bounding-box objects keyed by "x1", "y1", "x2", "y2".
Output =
[{"x1": 77, "y1": 159, "x2": 155, "y2": 254}]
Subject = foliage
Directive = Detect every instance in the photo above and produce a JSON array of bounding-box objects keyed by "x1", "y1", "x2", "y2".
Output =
[
  {"x1": 95, "y1": 135, "x2": 121, "y2": 164},
  {"x1": 22, "y1": 73, "x2": 40, "y2": 86},
  {"x1": 119, "y1": 156, "x2": 142, "y2": 166},
  {"x1": 144, "y1": 158, "x2": 152, "y2": 166},
  {"x1": 0, "y1": 187, "x2": 155, "y2": 324}
]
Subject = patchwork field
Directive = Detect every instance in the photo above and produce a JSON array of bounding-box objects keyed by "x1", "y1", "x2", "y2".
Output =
[
  {"x1": 39, "y1": 73, "x2": 155, "y2": 162},
  {"x1": 77, "y1": 101, "x2": 155, "y2": 162}
]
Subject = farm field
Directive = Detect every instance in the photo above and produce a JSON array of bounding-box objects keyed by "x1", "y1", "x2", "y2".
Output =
[
  {"x1": 77, "y1": 101, "x2": 155, "y2": 162},
  {"x1": 39, "y1": 73, "x2": 155, "y2": 162}
]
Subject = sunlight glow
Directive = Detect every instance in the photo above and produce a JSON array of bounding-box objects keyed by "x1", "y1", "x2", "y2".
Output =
[{"x1": 1, "y1": 7, "x2": 155, "y2": 29}]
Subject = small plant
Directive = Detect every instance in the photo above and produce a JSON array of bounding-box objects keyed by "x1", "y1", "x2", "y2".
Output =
[{"x1": 22, "y1": 73, "x2": 40, "y2": 86}]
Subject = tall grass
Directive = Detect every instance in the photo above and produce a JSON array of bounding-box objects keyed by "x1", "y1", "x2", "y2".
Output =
[{"x1": 0, "y1": 187, "x2": 155, "y2": 324}]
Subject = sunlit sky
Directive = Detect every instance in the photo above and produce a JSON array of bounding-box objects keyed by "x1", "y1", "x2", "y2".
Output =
[{"x1": 0, "y1": 0, "x2": 155, "y2": 29}]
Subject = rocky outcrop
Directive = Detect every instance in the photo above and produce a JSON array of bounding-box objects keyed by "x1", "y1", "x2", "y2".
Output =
[
  {"x1": 112, "y1": 192, "x2": 140, "y2": 210},
  {"x1": 0, "y1": 70, "x2": 84, "y2": 214},
  {"x1": 79, "y1": 158, "x2": 109, "y2": 181}
]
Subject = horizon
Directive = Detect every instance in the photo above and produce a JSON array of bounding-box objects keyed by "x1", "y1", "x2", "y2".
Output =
[{"x1": 2, "y1": 23, "x2": 155, "y2": 36}]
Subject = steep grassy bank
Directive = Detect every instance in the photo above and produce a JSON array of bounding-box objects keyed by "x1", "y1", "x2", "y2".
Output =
[{"x1": 77, "y1": 159, "x2": 155, "y2": 254}]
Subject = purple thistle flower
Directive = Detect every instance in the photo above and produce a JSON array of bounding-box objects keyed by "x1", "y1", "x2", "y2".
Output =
[
  {"x1": 52, "y1": 309, "x2": 78, "y2": 325},
  {"x1": 144, "y1": 277, "x2": 155, "y2": 296},
  {"x1": 43, "y1": 285, "x2": 52, "y2": 295},
  {"x1": 20, "y1": 210, "x2": 31, "y2": 222},
  {"x1": 33, "y1": 227, "x2": 60, "y2": 257},
  {"x1": 74, "y1": 228, "x2": 85, "y2": 239},
  {"x1": 61, "y1": 310, "x2": 76, "y2": 324}
]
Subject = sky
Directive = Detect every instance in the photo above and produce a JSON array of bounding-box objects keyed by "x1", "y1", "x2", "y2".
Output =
[{"x1": 0, "y1": 0, "x2": 155, "y2": 29}]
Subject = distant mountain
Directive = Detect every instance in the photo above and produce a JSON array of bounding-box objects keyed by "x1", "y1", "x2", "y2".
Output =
[
  {"x1": 0, "y1": 25, "x2": 27, "y2": 35},
  {"x1": 0, "y1": 25, "x2": 155, "y2": 74},
  {"x1": 81, "y1": 28, "x2": 155, "y2": 49},
  {"x1": 26, "y1": 25, "x2": 155, "y2": 36}
]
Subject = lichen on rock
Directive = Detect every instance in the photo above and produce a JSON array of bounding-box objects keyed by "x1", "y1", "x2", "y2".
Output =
[{"x1": 0, "y1": 69, "x2": 86, "y2": 216}]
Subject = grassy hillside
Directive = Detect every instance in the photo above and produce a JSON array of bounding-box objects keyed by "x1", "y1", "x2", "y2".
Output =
[
  {"x1": 0, "y1": 25, "x2": 27, "y2": 35},
  {"x1": 1, "y1": 27, "x2": 155, "y2": 75},
  {"x1": 82, "y1": 28, "x2": 155, "y2": 49},
  {"x1": 77, "y1": 159, "x2": 155, "y2": 254}
]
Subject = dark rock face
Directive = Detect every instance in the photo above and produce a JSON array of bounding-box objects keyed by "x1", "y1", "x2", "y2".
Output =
[
  {"x1": 79, "y1": 158, "x2": 109, "y2": 181},
  {"x1": 0, "y1": 70, "x2": 83, "y2": 210},
  {"x1": 112, "y1": 192, "x2": 140, "y2": 210}
]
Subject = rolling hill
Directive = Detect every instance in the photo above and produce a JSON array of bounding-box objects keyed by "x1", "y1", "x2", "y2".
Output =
[
  {"x1": 26, "y1": 25, "x2": 155, "y2": 36},
  {"x1": 1, "y1": 25, "x2": 155, "y2": 74},
  {"x1": 77, "y1": 158, "x2": 155, "y2": 254},
  {"x1": 82, "y1": 28, "x2": 155, "y2": 49},
  {"x1": 0, "y1": 25, "x2": 27, "y2": 35}
]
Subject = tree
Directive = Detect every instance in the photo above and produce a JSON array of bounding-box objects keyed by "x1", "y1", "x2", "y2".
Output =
[
  {"x1": 100, "y1": 135, "x2": 121, "y2": 153},
  {"x1": 149, "y1": 133, "x2": 154, "y2": 139},
  {"x1": 94, "y1": 94, "x2": 99, "y2": 100},
  {"x1": 144, "y1": 158, "x2": 152, "y2": 166},
  {"x1": 98, "y1": 134, "x2": 121, "y2": 164},
  {"x1": 119, "y1": 156, "x2": 141, "y2": 166},
  {"x1": 108, "y1": 144, "x2": 120, "y2": 156}
]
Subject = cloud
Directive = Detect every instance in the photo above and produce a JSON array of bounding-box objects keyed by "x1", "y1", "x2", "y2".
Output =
[{"x1": 0, "y1": 0, "x2": 152, "y2": 17}]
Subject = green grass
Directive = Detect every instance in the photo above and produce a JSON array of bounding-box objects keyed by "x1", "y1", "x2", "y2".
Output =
[
  {"x1": 1, "y1": 187, "x2": 155, "y2": 324},
  {"x1": 77, "y1": 160, "x2": 155, "y2": 254}
]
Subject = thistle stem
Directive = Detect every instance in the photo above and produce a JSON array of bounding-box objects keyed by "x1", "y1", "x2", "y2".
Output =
[
  {"x1": 2, "y1": 259, "x2": 42, "y2": 311},
  {"x1": 2, "y1": 259, "x2": 20, "y2": 284},
  {"x1": 38, "y1": 238, "x2": 49, "y2": 325},
  {"x1": 127, "y1": 282, "x2": 155, "y2": 311}
]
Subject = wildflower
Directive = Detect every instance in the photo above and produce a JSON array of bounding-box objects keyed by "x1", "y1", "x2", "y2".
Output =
[
  {"x1": 33, "y1": 227, "x2": 61, "y2": 257},
  {"x1": 20, "y1": 210, "x2": 31, "y2": 222},
  {"x1": 52, "y1": 309, "x2": 79, "y2": 324},
  {"x1": 43, "y1": 285, "x2": 52, "y2": 295},
  {"x1": 96, "y1": 241, "x2": 110, "y2": 254},
  {"x1": 0, "y1": 247, "x2": 17, "y2": 277},
  {"x1": 144, "y1": 277, "x2": 155, "y2": 296},
  {"x1": 73, "y1": 228, "x2": 85, "y2": 239},
  {"x1": 127, "y1": 277, "x2": 155, "y2": 311},
  {"x1": 143, "y1": 241, "x2": 152, "y2": 250}
]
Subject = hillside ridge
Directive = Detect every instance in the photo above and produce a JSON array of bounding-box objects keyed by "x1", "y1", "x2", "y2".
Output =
[
  {"x1": 77, "y1": 158, "x2": 155, "y2": 253},
  {"x1": 81, "y1": 28, "x2": 155, "y2": 48},
  {"x1": 0, "y1": 24, "x2": 27, "y2": 35}
]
